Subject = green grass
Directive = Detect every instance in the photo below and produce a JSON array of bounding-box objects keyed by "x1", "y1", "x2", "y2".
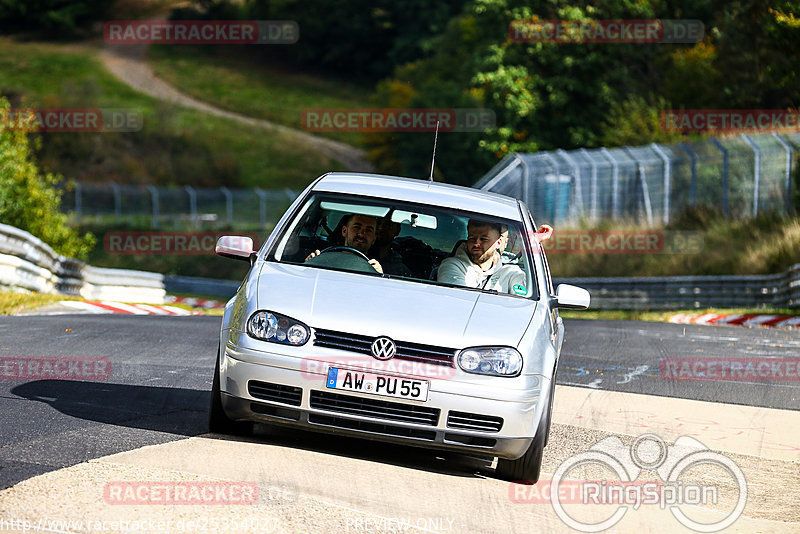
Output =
[
  {"x1": 0, "y1": 290, "x2": 76, "y2": 315},
  {"x1": 148, "y1": 45, "x2": 373, "y2": 144},
  {"x1": 0, "y1": 38, "x2": 344, "y2": 189}
]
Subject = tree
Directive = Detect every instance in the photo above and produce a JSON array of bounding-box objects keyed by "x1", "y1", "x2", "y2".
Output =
[
  {"x1": 0, "y1": 0, "x2": 116, "y2": 38},
  {"x1": 0, "y1": 97, "x2": 95, "y2": 258}
]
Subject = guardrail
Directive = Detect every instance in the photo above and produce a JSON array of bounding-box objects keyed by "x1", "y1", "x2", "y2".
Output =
[
  {"x1": 0, "y1": 223, "x2": 165, "y2": 303},
  {"x1": 556, "y1": 265, "x2": 800, "y2": 310},
  {"x1": 163, "y1": 275, "x2": 239, "y2": 298},
  {"x1": 4, "y1": 223, "x2": 799, "y2": 310}
]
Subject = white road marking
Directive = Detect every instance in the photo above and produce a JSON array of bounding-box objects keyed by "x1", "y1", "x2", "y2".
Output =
[{"x1": 617, "y1": 364, "x2": 650, "y2": 384}]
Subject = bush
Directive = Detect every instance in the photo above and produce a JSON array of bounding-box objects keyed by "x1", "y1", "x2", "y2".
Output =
[
  {"x1": 0, "y1": 96, "x2": 95, "y2": 258},
  {"x1": 0, "y1": 0, "x2": 115, "y2": 38}
]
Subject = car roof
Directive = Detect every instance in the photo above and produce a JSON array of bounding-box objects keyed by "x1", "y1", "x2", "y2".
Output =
[{"x1": 311, "y1": 173, "x2": 523, "y2": 221}]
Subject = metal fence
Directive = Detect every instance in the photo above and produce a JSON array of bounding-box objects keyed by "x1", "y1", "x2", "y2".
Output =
[
  {"x1": 61, "y1": 183, "x2": 298, "y2": 228},
  {"x1": 475, "y1": 132, "x2": 800, "y2": 226}
]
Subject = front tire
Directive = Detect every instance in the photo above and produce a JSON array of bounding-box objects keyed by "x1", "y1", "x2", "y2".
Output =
[
  {"x1": 208, "y1": 345, "x2": 252, "y2": 436},
  {"x1": 495, "y1": 383, "x2": 553, "y2": 483}
]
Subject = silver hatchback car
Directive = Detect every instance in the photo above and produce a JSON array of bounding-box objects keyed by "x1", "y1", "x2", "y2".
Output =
[{"x1": 210, "y1": 172, "x2": 589, "y2": 482}]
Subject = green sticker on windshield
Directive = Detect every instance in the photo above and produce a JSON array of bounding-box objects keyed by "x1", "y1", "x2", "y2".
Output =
[{"x1": 512, "y1": 284, "x2": 526, "y2": 295}]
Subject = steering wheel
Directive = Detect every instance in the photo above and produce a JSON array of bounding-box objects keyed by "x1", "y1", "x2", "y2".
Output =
[{"x1": 318, "y1": 246, "x2": 371, "y2": 262}]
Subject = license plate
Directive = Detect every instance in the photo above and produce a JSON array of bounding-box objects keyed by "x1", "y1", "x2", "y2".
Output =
[{"x1": 326, "y1": 367, "x2": 429, "y2": 401}]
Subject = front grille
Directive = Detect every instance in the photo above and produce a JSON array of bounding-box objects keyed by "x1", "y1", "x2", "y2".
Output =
[
  {"x1": 313, "y1": 328, "x2": 456, "y2": 367},
  {"x1": 248, "y1": 381, "x2": 303, "y2": 406},
  {"x1": 309, "y1": 414, "x2": 437, "y2": 441},
  {"x1": 310, "y1": 390, "x2": 440, "y2": 426},
  {"x1": 447, "y1": 411, "x2": 504, "y2": 433}
]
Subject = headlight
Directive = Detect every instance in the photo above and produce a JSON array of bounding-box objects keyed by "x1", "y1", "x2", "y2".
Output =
[
  {"x1": 456, "y1": 347, "x2": 522, "y2": 377},
  {"x1": 247, "y1": 311, "x2": 309, "y2": 346}
]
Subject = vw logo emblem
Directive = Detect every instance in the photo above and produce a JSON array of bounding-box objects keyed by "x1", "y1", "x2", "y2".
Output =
[{"x1": 371, "y1": 336, "x2": 396, "y2": 360}]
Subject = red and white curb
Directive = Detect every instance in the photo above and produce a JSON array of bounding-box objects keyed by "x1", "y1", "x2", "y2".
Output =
[
  {"x1": 165, "y1": 295, "x2": 225, "y2": 309},
  {"x1": 59, "y1": 301, "x2": 194, "y2": 315},
  {"x1": 670, "y1": 313, "x2": 800, "y2": 328}
]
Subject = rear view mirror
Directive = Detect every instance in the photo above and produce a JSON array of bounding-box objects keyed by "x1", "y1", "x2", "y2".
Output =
[
  {"x1": 391, "y1": 210, "x2": 437, "y2": 229},
  {"x1": 552, "y1": 284, "x2": 590, "y2": 309},
  {"x1": 215, "y1": 236, "x2": 255, "y2": 262}
]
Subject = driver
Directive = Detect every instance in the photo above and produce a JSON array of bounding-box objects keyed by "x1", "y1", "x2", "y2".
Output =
[
  {"x1": 305, "y1": 214, "x2": 384, "y2": 273},
  {"x1": 436, "y1": 219, "x2": 525, "y2": 293}
]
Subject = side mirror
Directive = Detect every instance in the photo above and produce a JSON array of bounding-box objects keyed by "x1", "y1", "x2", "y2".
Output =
[
  {"x1": 215, "y1": 236, "x2": 255, "y2": 263},
  {"x1": 552, "y1": 284, "x2": 590, "y2": 310}
]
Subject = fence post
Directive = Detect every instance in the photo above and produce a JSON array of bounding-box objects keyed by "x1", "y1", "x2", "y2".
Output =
[
  {"x1": 515, "y1": 155, "x2": 530, "y2": 207},
  {"x1": 542, "y1": 152, "x2": 561, "y2": 224},
  {"x1": 184, "y1": 185, "x2": 197, "y2": 227},
  {"x1": 109, "y1": 182, "x2": 121, "y2": 221},
  {"x1": 651, "y1": 143, "x2": 672, "y2": 224},
  {"x1": 772, "y1": 133, "x2": 794, "y2": 214},
  {"x1": 220, "y1": 186, "x2": 233, "y2": 226},
  {"x1": 625, "y1": 147, "x2": 654, "y2": 227},
  {"x1": 600, "y1": 148, "x2": 619, "y2": 219},
  {"x1": 579, "y1": 149, "x2": 598, "y2": 222},
  {"x1": 710, "y1": 138, "x2": 729, "y2": 216},
  {"x1": 557, "y1": 149, "x2": 584, "y2": 223},
  {"x1": 146, "y1": 185, "x2": 159, "y2": 229},
  {"x1": 679, "y1": 143, "x2": 697, "y2": 206},
  {"x1": 741, "y1": 134, "x2": 761, "y2": 216},
  {"x1": 254, "y1": 188, "x2": 267, "y2": 227}
]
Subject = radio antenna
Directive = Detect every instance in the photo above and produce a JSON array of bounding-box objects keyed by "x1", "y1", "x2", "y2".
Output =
[{"x1": 428, "y1": 120, "x2": 439, "y2": 182}]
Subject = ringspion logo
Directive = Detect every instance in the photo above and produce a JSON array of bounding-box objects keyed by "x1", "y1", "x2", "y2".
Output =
[{"x1": 540, "y1": 434, "x2": 747, "y2": 532}]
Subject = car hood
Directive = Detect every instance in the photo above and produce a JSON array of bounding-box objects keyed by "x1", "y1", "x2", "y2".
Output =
[{"x1": 255, "y1": 262, "x2": 536, "y2": 349}]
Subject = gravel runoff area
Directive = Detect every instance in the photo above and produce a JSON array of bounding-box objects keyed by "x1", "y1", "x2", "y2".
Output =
[{"x1": 0, "y1": 422, "x2": 797, "y2": 533}]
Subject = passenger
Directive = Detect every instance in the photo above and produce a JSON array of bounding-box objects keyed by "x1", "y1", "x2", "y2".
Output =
[
  {"x1": 305, "y1": 214, "x2": 384, "y2": 273},
  {"x1": 369, "y1": 216, "x2": 413, "y2": 277},
  {"x1": 436, "y1": 219, "x2": 525, "y2": 293}
]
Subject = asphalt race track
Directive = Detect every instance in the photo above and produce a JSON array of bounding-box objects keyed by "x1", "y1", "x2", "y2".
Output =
[{"x1": 0, "y1": 315, "x2": 798, "y2": 533}]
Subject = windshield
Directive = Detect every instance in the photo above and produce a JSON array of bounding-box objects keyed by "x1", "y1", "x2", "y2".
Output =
[{"x1": 269, "y1": 192, "x2": 538, "y2": 299}]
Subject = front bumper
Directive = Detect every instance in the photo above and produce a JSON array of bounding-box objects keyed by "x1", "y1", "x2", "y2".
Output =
[{"x1": 219, "y1": 340, "x2": 547, "y2": 460}]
